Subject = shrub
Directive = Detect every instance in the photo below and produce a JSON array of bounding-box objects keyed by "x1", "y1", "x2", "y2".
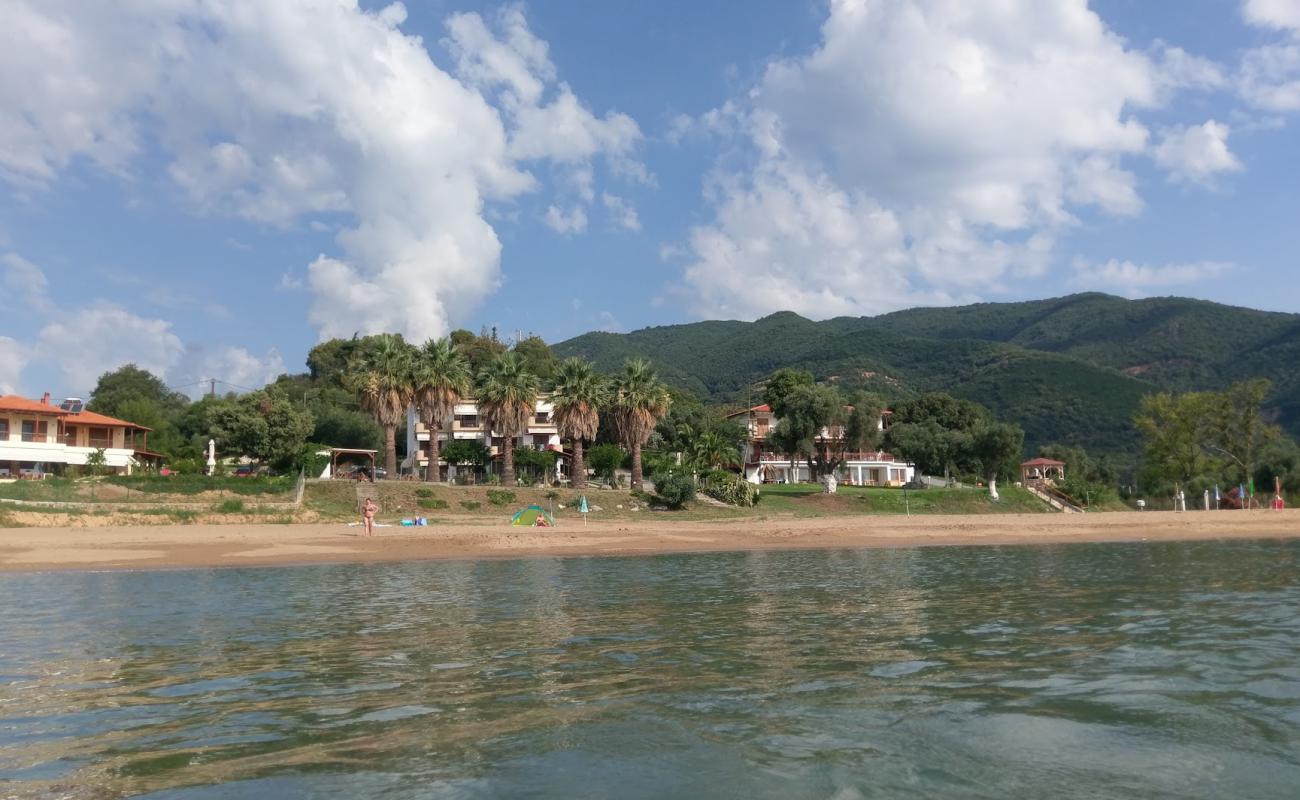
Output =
[
  {"x1": 701, "y1": 471, "x2": 761, "y2": 507},
  {"x1": 587, "y1": 443, "x2": 626, "y2": 484},
  {"x1": 461, "y1": 500, "x2": 482, "y2": 511},
  {"x1": 418, "y1": 498, "x2": 449, "y2": 510},
  {"x1": 486, "y1": 489, "x2": 516, "y2": 507},
  {"x1": 215, "y1": 499, "x2": 245, "y2": 513},
  {"x1": 655, "y1": 473, "x2": 696, "y2": 509},
  {"x1": 415, "y1": 487, "x2": 435, "y2": 498}
]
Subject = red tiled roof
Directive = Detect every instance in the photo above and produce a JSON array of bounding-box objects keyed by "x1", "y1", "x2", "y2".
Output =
[
  {"x1": 1021, "y1": 457, "x2": 1065, "y2": 467},
  {"x1": 725, "y1": 404, "x2": 772, "y2": 418},
  {"x1": 0, "y1": 395, "x2": 69, "y2": 415},
  {"x1": 66, "y1": 409, "x2": 151, "y2": 431}
]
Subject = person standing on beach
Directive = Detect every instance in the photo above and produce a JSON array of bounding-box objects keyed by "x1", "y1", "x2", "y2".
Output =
[{"x1": 362, "y1": 497, "x2": 378, "y2": 536}]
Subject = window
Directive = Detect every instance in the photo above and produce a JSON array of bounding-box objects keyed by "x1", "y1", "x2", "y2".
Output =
[
  {"x1": 534, "y1": 412, "x2": 549, "y2": 424},
  {"x1": 62, "y1": 425, "x2": 78, "y2": 446},
  {"x1": 0, "y1": 419, "x2": 8, "y2": 440},
  {"x1": 21, "y1": 420, "x2": 48, "y2": 443},
  {"x1": 88, "y1": 427, "x2": 112, "y2": 448},
  {"x1": 456, "y1": 414, "x2": 479, "y2": 428}
]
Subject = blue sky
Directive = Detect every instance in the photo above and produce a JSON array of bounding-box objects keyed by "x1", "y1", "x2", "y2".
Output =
[{"x1": 2, "y1": 0, "x2": 1299, "y2": 399}]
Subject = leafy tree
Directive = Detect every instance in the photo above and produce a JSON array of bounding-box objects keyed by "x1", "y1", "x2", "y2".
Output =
[
  {"x1": 587, "y1": 443, "x2": 626, "y2": 485},
  {"x1": 343, "y1": 333, "x2": 412, "y2": 477},
  {"x1": 762, "y1": 368, "x2": 815, "y2": 418},
  {"x1": 1134, "y1": 390, "x2": 1222, "y2": 488},
  {"x1": 88, "y1": 364, "x2": 188, "y2": 419},
  {"x1": 85, "y1": 448, "x2": 108, "y2": 477},
  {"x1": 655, "y1": 472, "x2": 696, "y2": 508},
  {"x1": 207, "y1": 389, "x2": 315, "y2": 470},
  {"x1": 411, "y1": 337, "x2": 472, "y2": 483},
  {"x1": 1206, "y1": 379, "x2": 1279, "y2": 486},
  {"x1": 450, "y1": 328, "x2": 508, "y2": 373},
  {"x1": 476, "y1": 352, "x2": 539, "y2": 486},
  {"x1": 513, "y1": 336, "x2": 559, "y2": 384},
  {"x1": 1254, "y1": 435, "x2": 1300, "y2": 496},
  {"x1": 513, "y1": 446, "x2": 558, "y2": 483},
  {"x1": 611, "y1": 359, "x2": 672, "y2": 491},
  {"x1": 970, "y1": 422, "x2": 1025, "y2": 498},
  {"x1": 885, "y1": 393, "x2": 990, "y2": 481},
  {"x1": 769, "y1": 416, "x2": 815, "y2": 482},
  {"x1": 551, "y1": 358, "x2": 607, "y2": 490},
  {"x1": 442, "y1": 438, "x2": 490, "y2": 469},
  {"x1": 307, "y1": 336, "x2": 376, "y2": 388}
]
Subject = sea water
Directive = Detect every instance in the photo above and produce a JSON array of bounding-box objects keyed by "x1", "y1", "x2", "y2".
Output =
[{"x1": 1, "y1": 540, "x2": 1298, "y2": 798}]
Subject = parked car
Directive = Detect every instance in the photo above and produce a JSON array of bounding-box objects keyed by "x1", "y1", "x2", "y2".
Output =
[
  {"x1": 902, "y1": 478, "x2": 928, "y2": 490},
  {"x1": 234, "y1": 465, "x2": 261, "y2": 477}
]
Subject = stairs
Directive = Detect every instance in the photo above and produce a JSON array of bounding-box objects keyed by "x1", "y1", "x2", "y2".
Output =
[{"x1": 1026, "y1": 483, "x2": 1083, "y2": 513}]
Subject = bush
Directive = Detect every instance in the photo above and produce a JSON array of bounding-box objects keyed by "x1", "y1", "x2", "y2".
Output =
[
  {"x1": 215, "y1": 499, "x2": 245, "y2": 513},
  {"x1": 461, "y1": 501, "x2": 482, "y2": 511},
  {"x1": 418, "y1": 497, "x2": 449, "y2": 510},
  {"x1": 415, "y1": 487, "x2": 435, "y2": 498},
  {"x1": 701, "y1": 471, "x2": 761, "y2": 507},
  {"x1": 587, "y1": 443, "x2": 626, "y2": 484},
  {"x1": 486, "y1": 489, "x2": 516, "y2": 507},
  {"x1": 655, "y1": 473, "x2": 696, "y2": 509}
]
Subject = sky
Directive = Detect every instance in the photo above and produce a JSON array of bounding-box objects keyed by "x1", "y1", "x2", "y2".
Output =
[{"x1": 2, "y1": 0, "x2": 1300, "y2": 399}]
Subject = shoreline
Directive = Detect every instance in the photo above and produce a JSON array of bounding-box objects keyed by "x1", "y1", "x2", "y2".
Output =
[{"x1": 1, "y1": 510, "x2": 1298, "y2": 573}]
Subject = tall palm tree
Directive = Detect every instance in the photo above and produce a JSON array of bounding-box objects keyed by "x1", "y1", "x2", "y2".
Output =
[
  {"x1": 412, "y1": 337, "x2": 472, "y2": 483},
  {"x1": 344, "y1": 333, "x2": 413, "y2": 478},
  {"x1": 476, "y1": 352, "x2": 539, "y2": 486},
  {"x1": 551, "y1": 358, "x2": 608, "y2": 490},
  {"x1": 611, "y1": 359, "x2": 671, "y2": 491}
]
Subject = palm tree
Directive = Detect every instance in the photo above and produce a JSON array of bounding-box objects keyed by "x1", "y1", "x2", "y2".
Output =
[
  {"x1": 411, "y1": 338, "x2": 472, "y2": 483},
  {"x1": 344, "y1": 333, "x2": 413, "y2": 478},
  {"x1": 551, "y1": 358, "x2": 608, "y2": 490},
  {"x1": 476, "y1": 352, "x2": 539, "y2": 486},
  {"x1": 611, "y1": 359, "x2": 671, "y2": 491},
  {"x1": 690, "y1": 429, "x2": 741, "y2": 472}
]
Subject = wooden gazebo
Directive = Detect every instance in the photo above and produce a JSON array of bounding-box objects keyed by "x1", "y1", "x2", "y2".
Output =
[
  {"x1": 328, "y1": 448, "x2": 377, "y2": 480},
  {"x1": 1021, "y1": 457, "x2": 1065, "y2": 485}
]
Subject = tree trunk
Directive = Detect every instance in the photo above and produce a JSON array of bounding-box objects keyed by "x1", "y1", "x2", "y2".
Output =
[
  {"x1": 631, "y1": 442, "x2": 643, "y2": 490},
  {"x1": 425, "y1": 422, "x2": 440, "y2": 483},
  {"x1": 988, "y1": 474, "x2": 999, "y2": 501},
  {"x1": 501, "y1": 439, "x2": 515, "y2": 486},
  {"x1": 384, "y1": 425, "x2": 397, "y2": 479},
  {"x1": 572, "y1": 438, "x2": 587, "y2": 490}
]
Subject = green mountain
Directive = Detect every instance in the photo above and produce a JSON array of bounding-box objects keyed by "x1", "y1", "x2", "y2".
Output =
[{"x1": 554, "y1": 293, "x2": 1300, "y2": 456}]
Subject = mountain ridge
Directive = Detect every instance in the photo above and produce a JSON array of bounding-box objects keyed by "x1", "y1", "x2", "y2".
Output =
[{"x1": 554, "y1": 293, "x2": 1300, "y2": 456}]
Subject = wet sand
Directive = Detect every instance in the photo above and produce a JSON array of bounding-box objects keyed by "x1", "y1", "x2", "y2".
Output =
[{"x1": 1, "y1": 510, "x2": 1298, "y2": 572}]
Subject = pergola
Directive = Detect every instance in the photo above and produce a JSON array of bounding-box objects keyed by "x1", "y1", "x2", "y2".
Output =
[
  {"x1": 328, "y1": 448, "x2": 377, "y2": 479},
  {"x1": 1021, "y1": 457, "x2": 1065, "y2": 484}
]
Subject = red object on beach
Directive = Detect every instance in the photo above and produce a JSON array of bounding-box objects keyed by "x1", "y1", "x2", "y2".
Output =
[{"x1": 1272, "y1": 496, "x2": 1285, "y2": 510}]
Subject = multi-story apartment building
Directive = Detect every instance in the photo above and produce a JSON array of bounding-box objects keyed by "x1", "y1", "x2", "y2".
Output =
[
  {"x1": 0, "y1": 395, "x2": 154, "y2": 477},
  {"x1": 725, "y1": 404, "x2": 915, "y2": 486},
  {"x1": 403, "y1": 398, "x2": 564, "y2": 481}
]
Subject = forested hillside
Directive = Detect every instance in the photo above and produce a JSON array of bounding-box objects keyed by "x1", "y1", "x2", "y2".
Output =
[{"x1": 555, "y1": 294, "x2": 1300, "y2": 456}]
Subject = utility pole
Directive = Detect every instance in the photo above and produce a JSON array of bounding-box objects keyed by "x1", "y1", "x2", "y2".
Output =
[{"x1": 209, "y1": 378, "x2": 217, "y2": 398}]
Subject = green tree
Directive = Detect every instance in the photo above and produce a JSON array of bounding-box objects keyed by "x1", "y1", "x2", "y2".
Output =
[
  {"x1": 551, "y1": 358, "x2": 607, "y2": 490},
  {"x1": 512, "y1": 336, "x2": 559, "y2": 384},
  {"x1": 207, "y1": 389, "x2": 315, "y2": 470},
  {"x1": 1207, "y1": 379, "x2": 1279, "y2": 486},
  {"x1": 450, "y1": 327, "x2": 508, "y2": 373},
  {"x1": 411, "y1": 337, "x2": 472, "y2": 483},
  {"x1": 885, "y1": 393, "x2": 990, "y2": 481},
  {"x1": 611, "y1": 359, "x2": 672, "y2": 491},
  {"x1": 88, "y1": 364, "x2": 188, "y2": 419},
  {"x1": 970, "y1": 422, "x2": 1024, "y2": 498},
  {"x1": 85, "y1": 448, "x2": 108, "y2": 477},
  {"x1": 343, "y1": 333, "x2": 413, "y2": 477},
  {"x1": 762, "y1": 368, "x2": 815, "y2": 418},
  {"x1": 442, "y1": 439, "x2": 490, "y2": 478},
  {"x1": 476, "y1": 352, "x2": 539, "y2": 486},
  {"x1": 587, "y1": 443, "x2": 627, "y2": 485},
  {"x1": 1134, "y1": 390, "x2": 1221, "y2": 488}
]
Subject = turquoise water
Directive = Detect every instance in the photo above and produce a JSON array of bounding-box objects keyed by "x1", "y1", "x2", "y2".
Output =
[{"x1": 2, "y1": 540, "x2": 1299, "y2": 798}]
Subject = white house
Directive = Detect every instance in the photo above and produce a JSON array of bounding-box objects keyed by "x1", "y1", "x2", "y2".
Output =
[
  {"x1": 403, "y1": 397, "x2": 564, "y2": 481},
  {"x1": 725, "y1": 404, "x2": 915, "y2": 486},
  {"x1": 0, "y1": 395, "x2": 155, "y2": 477}
]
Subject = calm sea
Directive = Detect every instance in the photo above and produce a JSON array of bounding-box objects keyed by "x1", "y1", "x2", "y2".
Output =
[{"x1": 1, "y1": 541, "x2": 1299, "y2": 799}]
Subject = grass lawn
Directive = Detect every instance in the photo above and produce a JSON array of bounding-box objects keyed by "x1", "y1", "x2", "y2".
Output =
[
  {"x1": 303, "y1": 480, "x2": 1052, "y2": 523},
  {"x1": 0, "y1": 475, "x2": 295, "y2": 504}
]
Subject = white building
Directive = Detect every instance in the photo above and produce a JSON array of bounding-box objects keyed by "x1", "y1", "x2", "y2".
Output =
[
  {"x1": 725, "y1": 404, "x2": 915, "y2": 486},
  {"x1": 0, "y1": 395, "x2": 155, "y2": 477},
  {"x1": 403, "y1": 397, "x2": 564, "y2": 481}
]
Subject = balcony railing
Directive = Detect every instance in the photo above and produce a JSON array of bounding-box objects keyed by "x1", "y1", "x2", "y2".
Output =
[{"x1": 755, "y1": 451, "x2": 896, "y2": 463}]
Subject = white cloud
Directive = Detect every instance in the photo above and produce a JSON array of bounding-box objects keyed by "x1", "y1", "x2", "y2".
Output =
[
  {"x1": 1243, "y1": 0, "x2": 1300, "y2": 31},
  {"x1": 0, "y1": 337, "x2": 29, "y2": 395},
  {"x1": 679, "y1": 0, "x2": 1181, "y2": 319},
  {"x1": 1153, "y1": 120, "x2": 1243, "y2": 184},
  {"x1": 543, "y1": 205, "x2": 588, "y2": 235},
  {"x1": 1239, "y1": 0, "x2": 1300, "y2": 111},
  {"x1": 1, "y1": 252, "x2": 53, "y2": 312},
  {"x1": 1071, "y1": 258, "x2": 1235, "y2": 297},
  {"x1": 1, "y1": 1, "x2": 641, "y2": 344},
  {"x1": 37, "y1": 306, "x2": 186, "y2": 392},
  {"x1": 172, "y1": 345, "x2": 288, "y2": 395},
  {"x1": 601, "y1": 193, "x2": 641, "y2": 231}
]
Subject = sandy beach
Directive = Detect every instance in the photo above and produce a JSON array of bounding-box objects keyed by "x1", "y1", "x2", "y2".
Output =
[{"x1": 1, "y1": 510, "x2": 1297, "y2": 572}]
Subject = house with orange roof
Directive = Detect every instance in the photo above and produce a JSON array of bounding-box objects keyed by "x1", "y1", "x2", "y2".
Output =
[
  {"x1": 724, "y1": 403, "x2": 915, "y2": 486},
  {"x1": 0, "y1": 394, "x2": 153, "y2": 478}
]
